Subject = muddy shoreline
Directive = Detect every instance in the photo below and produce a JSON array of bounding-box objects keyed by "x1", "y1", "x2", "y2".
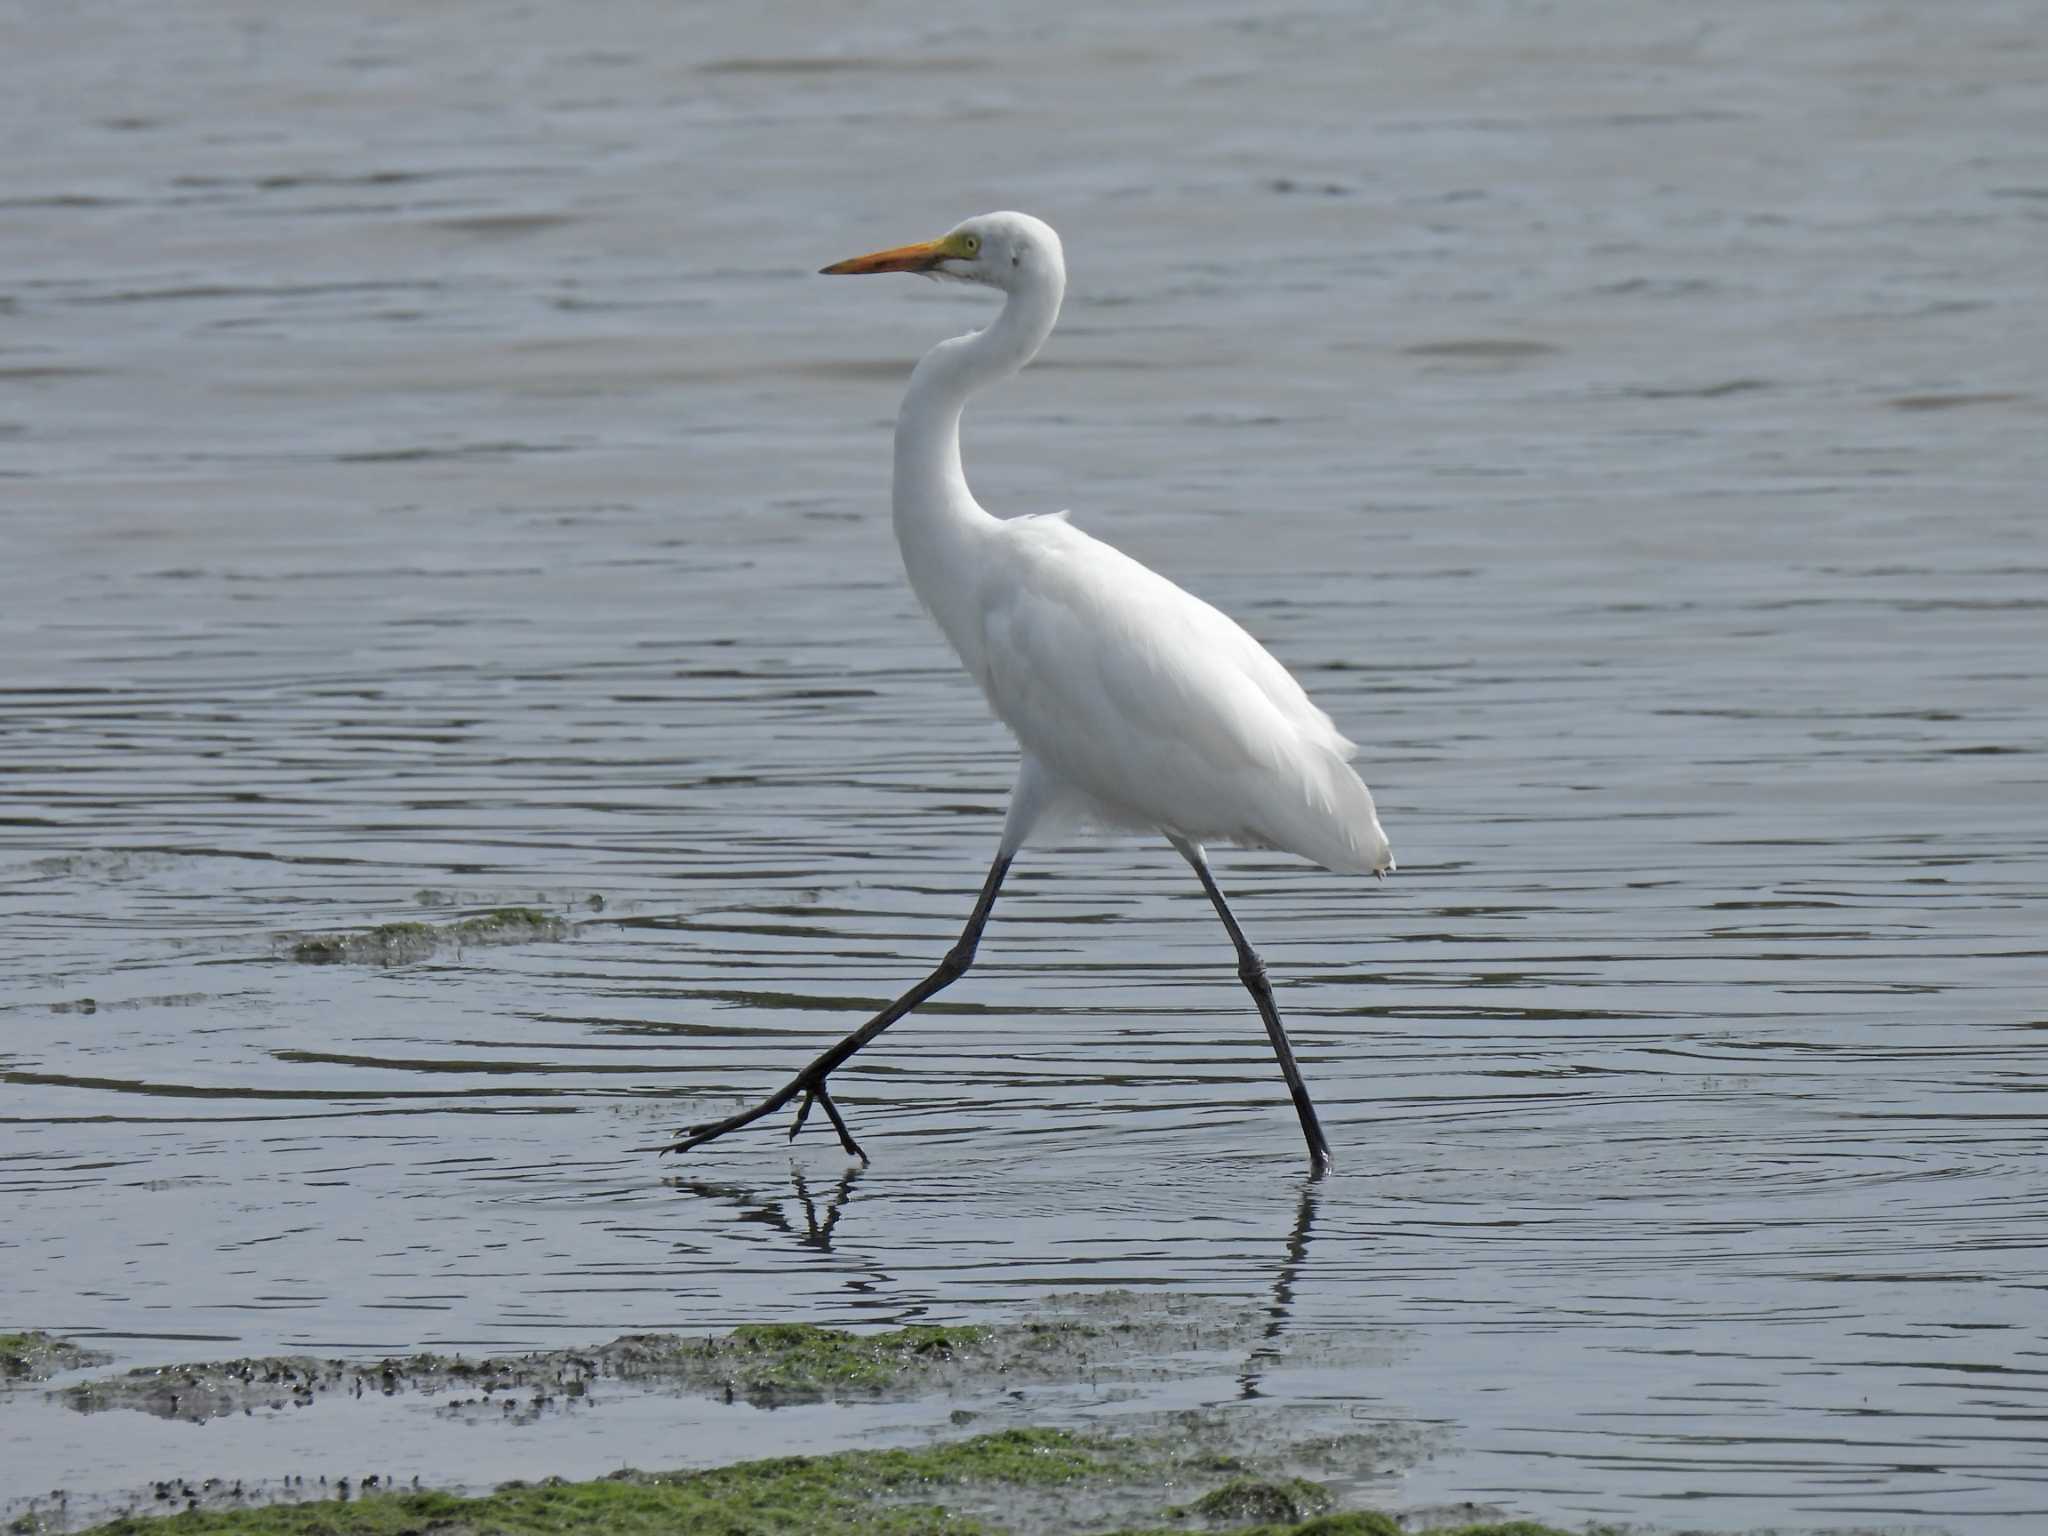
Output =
[
  {"x1": 47, "y1": 1299, "x2": 1275, "y2": 1423},
  {"x1": 3, "y1": 1307, "x2": 1924, "y2": 1536},
  {"x1": 16, "y1": 1428, "x2": 1551, "y2": 1536},
  {"x1": 4, "y1": 1306, "x2": 1522, "y2": 1536}
]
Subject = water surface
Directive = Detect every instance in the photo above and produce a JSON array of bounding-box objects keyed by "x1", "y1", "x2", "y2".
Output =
[{"x1": 3, "y1": 1, "x2": 2046, "y2": 1529}]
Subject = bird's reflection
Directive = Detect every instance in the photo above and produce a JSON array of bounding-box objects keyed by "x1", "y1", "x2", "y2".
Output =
[
  {"x1": 1238, "y1": 1177, "x2": 1321, "y2": 1399},
  {"x1": 666, "y1": 1160, "x2": 1324, "y2": 1390},
  {"x1": 667, "y1": 1164, "x2": 864, "y2": 1254},
  {"x1": 791, "y1": 1165, "x2": 861, "y2": 1251}
]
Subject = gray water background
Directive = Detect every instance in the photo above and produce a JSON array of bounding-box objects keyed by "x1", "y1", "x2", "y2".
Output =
[{"x1": 3, "y1": 0, "x2": 2046, "y2": 1528}]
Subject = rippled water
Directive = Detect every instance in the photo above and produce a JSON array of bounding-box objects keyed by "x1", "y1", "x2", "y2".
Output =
[{"x1": 4, "y1": 0, "x2": 2046, "y2": 1529}]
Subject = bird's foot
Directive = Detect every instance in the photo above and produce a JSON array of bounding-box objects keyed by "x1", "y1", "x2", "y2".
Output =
[
  {"x1": 790, "y1": 1079, "x2": 868, "y2": 1164},
  {"x1": 660, "y1": 1070, "x2": 867, "y2": 1163}
]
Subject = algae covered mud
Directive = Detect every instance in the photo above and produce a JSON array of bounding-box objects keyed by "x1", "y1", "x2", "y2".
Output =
[
  {"x1": 45, "y1": 1442, "x2": 1559, "y2": 1536},
  {"x1": 27, "y1": 1425, "x2": 1545, "y2": 1536},
  {"x1": 5, "y1": 0, "x2": 2048, "y2": 1531},
  {"x1": 1, "y1": 1335, "x2": 111, "y2": 1384},
  {"x1": 5, "y1": 1311, "x2": 1491, "y2": 1536}
]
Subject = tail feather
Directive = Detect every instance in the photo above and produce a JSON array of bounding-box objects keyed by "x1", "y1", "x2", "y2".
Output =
[{"x1": 1251, "y1": 743, "x2": 1394, "y2": 877}]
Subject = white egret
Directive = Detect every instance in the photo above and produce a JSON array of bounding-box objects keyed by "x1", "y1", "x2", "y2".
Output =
[{"x1": 668, "y1": 212, "x2": 1392, "y2": 1176}]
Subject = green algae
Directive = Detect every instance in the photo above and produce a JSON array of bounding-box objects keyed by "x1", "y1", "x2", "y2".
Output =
[
  {"x1": 56, "y1": 1321, "x2": 1075, "y2": 1421},
  {"x1": 719, "y1": 1321, "x2": 991, "y2": 1394},
  {"x1": 0, "y1": 1331, "x2": 111, "y2": 1384},
  {"x1": 284, "y1": 907, "x2": 569, "y2": 965},
  {"x1": 0, "y1": 1333, "x2": 39, "y2": 1376},
  {"x1": 1176, "y1": 1476, "x2": 1333, "y2": 1525},
  {"x1": 23, "y1": 1311, "x2": 1594, "y2": 1536},
  {"x1": 23, "y1": 1303, "x2": 1584, "y2": 1536},
  {"x1": 57, "y1": 1312, "x2": 1270, "y2": 1423},
  {"x1": 53, "y1": 1430, "x2": 1579, "y2": 1536},
  {"x1": 64, "y1": 1430, "x2": 1123, "y2": 1536}
]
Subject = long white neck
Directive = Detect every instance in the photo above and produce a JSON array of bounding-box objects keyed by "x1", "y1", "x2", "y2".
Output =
[{"x1": 892, "y1": 261, "x2": 1065, "y2": 673}]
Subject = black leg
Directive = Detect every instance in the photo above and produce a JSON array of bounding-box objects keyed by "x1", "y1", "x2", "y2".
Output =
[
  {"x1": 1171, "y1": 837, "x2": 1335, "y2": 1177},
  {"x1": 666, "y1": 852, "x2": 1014, "y2": 1160}
]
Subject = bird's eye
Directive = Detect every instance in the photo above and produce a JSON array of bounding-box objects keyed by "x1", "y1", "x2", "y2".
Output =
[{"x1": 963, "y1": 235, "x2": 980, "y2": 254}]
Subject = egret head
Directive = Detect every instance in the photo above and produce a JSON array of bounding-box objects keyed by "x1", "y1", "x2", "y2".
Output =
[{"x1": 821, "y1": 211, "x2": 1062, "y2": 293}]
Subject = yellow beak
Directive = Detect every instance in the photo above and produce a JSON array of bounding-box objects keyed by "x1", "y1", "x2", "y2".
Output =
[{"x1": 820, "y1": 236, "x2": 954, "y2": 276}]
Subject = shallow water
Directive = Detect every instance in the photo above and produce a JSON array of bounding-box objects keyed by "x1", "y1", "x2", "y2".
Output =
[{"x1": 3, "y1": 0, "x2": 2046, "y2": 1529}]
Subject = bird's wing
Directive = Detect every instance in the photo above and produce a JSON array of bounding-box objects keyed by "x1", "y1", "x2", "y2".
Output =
[
  {"x1": 993, "y1": 513, "x2": 1348, "y2": 738},
  {"x1": 974, "y1": 514, "x2": 1387, "y2": 871}
]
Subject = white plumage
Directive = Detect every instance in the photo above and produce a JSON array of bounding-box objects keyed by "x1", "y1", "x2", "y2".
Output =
[
  {"x1": 875, "y1": 211, "x2": 1393, "y2": 880},
  {"x1": 667, "y1": 211, "x2": 1391, "y2": 1175},
  {"x1": 974, "y1": 510, "x2": 1392, "y2": 875}
]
